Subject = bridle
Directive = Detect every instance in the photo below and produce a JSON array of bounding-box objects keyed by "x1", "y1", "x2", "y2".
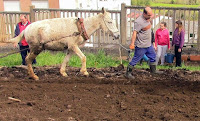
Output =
[
  {"x1": 102, "y1": 14, "x2": 133, "y2": 61},
  {"x1": 103, "y1": 16, "x2": 119, "y2": 34}
]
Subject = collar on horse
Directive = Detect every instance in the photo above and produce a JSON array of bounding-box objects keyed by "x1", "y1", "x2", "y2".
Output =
[{"x1": 77, "y1": 18, "x2": 89, "y2": 40}]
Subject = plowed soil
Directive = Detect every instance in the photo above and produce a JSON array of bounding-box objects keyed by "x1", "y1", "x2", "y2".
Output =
[{"x1": 0, "y1": 65, "x2": 200, "y2": 121}]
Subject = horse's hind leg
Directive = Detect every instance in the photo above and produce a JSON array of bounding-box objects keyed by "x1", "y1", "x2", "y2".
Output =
[
  {"x1": 60, "y1": 50, "x2": 72, "y2": 77},
  {"x1": 72, "y1": 45, "x2": 89, "y2": 76},
  {"x1": 26, "y1": 50, "x2": 41, "y2": 80}
]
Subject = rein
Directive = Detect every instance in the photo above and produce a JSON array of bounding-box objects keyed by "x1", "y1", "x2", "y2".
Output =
[{"x1": 0, "y1": 47, "x2": 29, "y2": 59}]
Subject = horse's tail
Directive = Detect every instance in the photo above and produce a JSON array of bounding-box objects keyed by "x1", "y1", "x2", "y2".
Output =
[{"x1": 1, "y1": 30, "x2": 25, "y2": 43}]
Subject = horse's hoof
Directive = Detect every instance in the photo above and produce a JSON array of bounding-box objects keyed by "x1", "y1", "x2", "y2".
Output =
[
  {"x1": 80, "y1": 70, "x2": 89, "y2": 77},
  {"x1": 33, "y1": 75, "x2": 39, "y2": 80},
  {"x1": 83, "y1": 72, "x2": 89, "y2": 77},
  {"x1": 61, "y1": 72, "x2": 68, "y2": 77},
  {"x1": 29, "y1": 76, "x2": 39, "y2": 81}
]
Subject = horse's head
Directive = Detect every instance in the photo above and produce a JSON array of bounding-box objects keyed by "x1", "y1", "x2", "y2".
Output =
[{"x1": 100, "y1": 8, "x2": 120, "y2": 39}]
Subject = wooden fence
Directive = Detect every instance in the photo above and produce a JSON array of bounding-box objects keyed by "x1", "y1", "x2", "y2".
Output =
[
  {"x1": 0, "y1": 6, "x2": 121, "y2": 49},
  {"x1": 0, "y1": 12, "x2": 30, "y2": 41},
  {"x1": 0, "y1": 4, "x2": 200, "y2": 50}
]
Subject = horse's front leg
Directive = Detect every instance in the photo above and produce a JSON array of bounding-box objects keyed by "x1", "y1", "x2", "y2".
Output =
[
  {"x1": 72, "y1": 45, "x2": 89, "y2": 76},
  {"x1": 26, "y1": 52, "x2": 39, "y2": 80},
  {"x1": 60, "y1": 50, "x2": 72, "y2": 77}
]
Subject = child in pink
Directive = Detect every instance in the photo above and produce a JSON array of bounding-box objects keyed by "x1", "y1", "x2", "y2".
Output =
[{"x1": 155, "y1": 22, "x2": 170, "y2": 65}]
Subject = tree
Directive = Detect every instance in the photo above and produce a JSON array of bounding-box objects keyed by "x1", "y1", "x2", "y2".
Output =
[
  {"x1": 143, "y1": 0, "x2": 151, "y2": 6},
  {"x1": 131, "y1": 0, "x2": 151, "y2": 6},
  {"x1": 131, "y1": 0, "x2": 137, "y2": 5}
]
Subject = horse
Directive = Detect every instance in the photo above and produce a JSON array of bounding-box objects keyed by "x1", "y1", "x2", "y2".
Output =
[{"x1": 2, "y1": 8, "x2": 120, "y2": 80}]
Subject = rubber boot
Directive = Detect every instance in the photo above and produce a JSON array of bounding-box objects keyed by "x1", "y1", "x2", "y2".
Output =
[
  {"x1": 147, "y1": 60, "x2": 150, "y2": 65},
  {"x1": 149, "y1": 62, "x2": 163, "y2": 74},
  {"x1": 125, "y1": 64, "x2": 135, "y2": 79},
  {"x1": 139, "y1": 59, "x2": 143, "y2": 66}
]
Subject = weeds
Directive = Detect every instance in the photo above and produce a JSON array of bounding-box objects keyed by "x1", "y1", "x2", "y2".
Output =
[{"x1": 0, "y1": 50, "x2": 199, "y2": 71}]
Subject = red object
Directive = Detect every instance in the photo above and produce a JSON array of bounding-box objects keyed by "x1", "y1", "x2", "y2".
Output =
[
  {"x1": 18, "y1": 21, "x2": 31, "y2": 46},
  {"x1": 189, "y1": 55, "x2": 200, "y2": 61},
  {"x1": 78, "y1": 18, "x2": 89, "y2": 40},
  {"x1": 155, "y1": 28, "x2": 170, "y2": 49}
]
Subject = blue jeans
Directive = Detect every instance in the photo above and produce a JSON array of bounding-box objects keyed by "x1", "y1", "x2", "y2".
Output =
[
  {"x1": 20, "y1": 45, "x2": 36, "y2": 65},
  {"x1": 129, "y1": 45, "x2": 156, "y2": 66}
]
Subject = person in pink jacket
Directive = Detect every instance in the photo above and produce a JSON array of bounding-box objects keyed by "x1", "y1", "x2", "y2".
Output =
[{"x1": 155, "y1": 22, "x2": 170, "y2": 65}]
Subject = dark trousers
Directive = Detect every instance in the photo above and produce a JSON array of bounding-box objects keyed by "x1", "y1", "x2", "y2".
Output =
[
  {"x1": 129, "y1": 45, "x2": 156, "y2": 66},
  {"x1": 174, "y1": 45, "x2": 182, "y2": 67},
  {"x1": 20, "y1": 45, "x2": 36, "y2": 65}
]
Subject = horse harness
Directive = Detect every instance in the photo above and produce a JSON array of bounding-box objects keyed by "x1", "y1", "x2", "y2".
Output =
[
  {"x1": 76, "y1": 18, "x2": 89, "y2": 40},
  {"x1": 41, "y1": 18, "x2": 89, "y2": 46},
  {"x1": 0, "y1": 18, "x2": 90, "y2": 58}
]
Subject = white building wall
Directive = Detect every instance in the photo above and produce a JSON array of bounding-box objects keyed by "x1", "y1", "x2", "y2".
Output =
[
  {"x1": 59, "y1": 0, "x2": 131, "y2": 10},
  {"x1": 32, "y1": 0, "x2": 49, "y2": 8},
  {"x1": 4, "y1": 0, "x2": 20, "y2": 11},
  {"x1": 59, "y1": 0, "x2": 77, "y2": 9},
  {"x1": 98, "y1": 0, "x2": 131, "y2": 10}
]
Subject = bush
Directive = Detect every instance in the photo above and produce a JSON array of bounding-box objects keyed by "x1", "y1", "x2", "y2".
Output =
[
  {"x1": 171, "y1": 0, "x2": 175, "y2": 4},
  {"x1": 131, "y1": 0, "x2": 151, "y2": 6}
]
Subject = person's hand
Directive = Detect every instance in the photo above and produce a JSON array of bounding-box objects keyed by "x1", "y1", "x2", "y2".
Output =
[
  {"x1": 154, "y1": 46, "x2": 157, "y2": 51},
  {"x1": 129, "y1": 43, "x2": 135, "y2": 50},
  {"x1": 13, "y1": 42, "x2": 18, "y2": 48},
  {"x1": 168, "y1": 48, "x2": 170, "y2": 50},
  {"x1": 178, "y1": 48, "x2": 181, "y2": 52}
]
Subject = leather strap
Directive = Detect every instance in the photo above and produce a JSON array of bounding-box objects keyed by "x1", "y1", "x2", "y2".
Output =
[{"x1": 77, "y1": 18, "x2": 89, "y2": 40}]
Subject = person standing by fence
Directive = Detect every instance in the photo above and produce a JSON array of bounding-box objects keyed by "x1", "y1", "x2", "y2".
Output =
[
  {"x1": 14, "y1": 14, "x2": 36, "y2": 65},
  {"x1": 126, "y1": 7, "x2": 162, "y2": 79},
  {"x1": 155, "y1": 22, "x2": 170, "y2": 65},
  {"x1": 172, "y1": 20, "x2": 185, "y2": 67}
]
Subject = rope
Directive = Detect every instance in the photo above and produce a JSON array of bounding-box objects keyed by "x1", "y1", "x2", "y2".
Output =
[
  {"x1": 0, "y1": 47, "x2": 29, "y2": 59},
  {"x1": 113, "y1": 38, "x2": 133, "y2": 61}
]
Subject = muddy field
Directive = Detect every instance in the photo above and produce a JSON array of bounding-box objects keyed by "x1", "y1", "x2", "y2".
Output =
[{"x1": 0, "y1": 65, "x2": 199, "y2": 121}]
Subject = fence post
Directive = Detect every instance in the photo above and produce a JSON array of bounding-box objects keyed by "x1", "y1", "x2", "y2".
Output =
[
  {"x1": 172, "y1": 9, "x2": 176, "y2": 34},
  {"x1": 30, "y1": 5, "x2": 35, "y2": 23},
  {"x1": 120, "y1": 3, "x2": 127, "y2": 45},
  {"x1": 198, "y1": 10, "x2": 200, "y2": 50}
]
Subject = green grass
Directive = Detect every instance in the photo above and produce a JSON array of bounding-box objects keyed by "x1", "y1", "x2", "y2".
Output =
[
  {"x1": 0, "y1": 50, "x2": 199, "y2": 71},
  {"x1": 136, "y1": 62, "x2": 200, "y2": 71},
  {"x1": 0, "y1": 50, "x2": 122, "y2": 68},
  {"x1": 0, "y1": 53, "x2": 22, "y2": 67},
  {"x1": 151, "y1": 3, "x2": 200, "y2": 8}
]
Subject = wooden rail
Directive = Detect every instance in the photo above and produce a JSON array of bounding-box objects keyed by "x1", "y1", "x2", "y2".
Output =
[{"x1": 0, "y1": 4, "x2": 200, "y2": 50}]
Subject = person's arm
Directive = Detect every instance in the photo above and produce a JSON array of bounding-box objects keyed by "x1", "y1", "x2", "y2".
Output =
[
  {"x1": 14, "y1": 24, "x2": 20, "y2": 37},
  {"x1": 178, "y1": 30, "x2": 185, "y2": 52},
  {"x1": 13, "y1": 24, "x2": 20, "y2": 47},
  {"x1": 179, "y1": 30, "x2": 185, "y2": 49},
  {"x1": 130, "y1": 31, "x2": 137, "y2": 49}
]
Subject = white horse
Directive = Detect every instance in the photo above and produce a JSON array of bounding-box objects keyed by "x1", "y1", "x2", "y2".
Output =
[{"x1": 3, "y1": 8, "x2": 120, "y2": 80}]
